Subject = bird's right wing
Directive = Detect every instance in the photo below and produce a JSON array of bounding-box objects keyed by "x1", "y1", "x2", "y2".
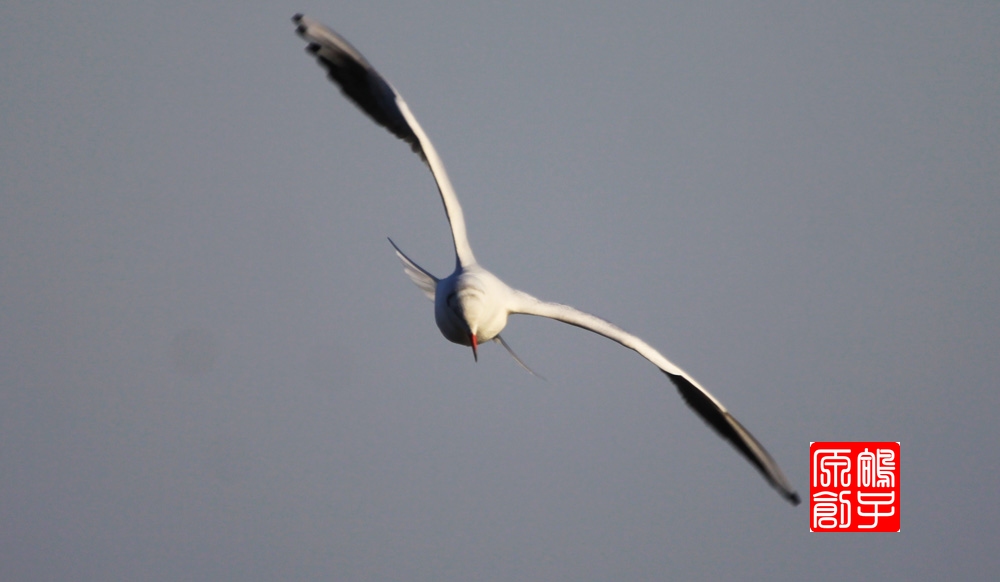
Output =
[
  {"x1": 293, "y1": 14, "x2": 477, "y2": 269},
  {"x1": 508, "y1": 289, "x2": 800, "y2": 505}
]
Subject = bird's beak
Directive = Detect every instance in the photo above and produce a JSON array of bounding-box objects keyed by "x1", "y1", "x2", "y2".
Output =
[{"x1": 470, "y1": 333, "x2": 478, "y2": 362}]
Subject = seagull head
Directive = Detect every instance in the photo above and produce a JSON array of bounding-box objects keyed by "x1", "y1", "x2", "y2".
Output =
[
  {"x1": 435, "y1": 267, "x2": 511, "y2": 361},
  {"x1": 455, "y1": 284, "x2": 487, "y2": 362}
]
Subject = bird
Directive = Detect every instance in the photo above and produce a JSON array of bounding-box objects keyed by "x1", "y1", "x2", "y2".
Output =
[{"x1": 292, "y1": 14, "x2": 800, "y2": 506}]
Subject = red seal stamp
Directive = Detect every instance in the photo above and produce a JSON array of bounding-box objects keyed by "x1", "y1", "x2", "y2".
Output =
[{"x1": 810, "y1": 442, "x2": 900, "y2": 532}]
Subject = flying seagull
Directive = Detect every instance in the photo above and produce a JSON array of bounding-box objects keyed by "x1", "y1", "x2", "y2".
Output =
[{"x1": 292, "y1": 14, "x2": 800, "y2": 505}]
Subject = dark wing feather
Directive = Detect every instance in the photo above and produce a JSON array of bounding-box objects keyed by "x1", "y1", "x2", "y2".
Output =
[
  {"x1": 667, "y1": 371, "x2": 800, "y2": 505},
  {"x1": 293, "y1": 14, "x2": 423, "y2": 158}
]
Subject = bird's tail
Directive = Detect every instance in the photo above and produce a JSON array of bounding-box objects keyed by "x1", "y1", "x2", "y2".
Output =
[{"x1": 388, "y1": 238, "x2": 438, "y2": 300}]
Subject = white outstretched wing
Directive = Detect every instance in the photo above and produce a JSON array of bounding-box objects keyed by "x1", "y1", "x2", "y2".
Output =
[
  {"x1": 508, "y1": 289, "x2": 800, "y2": 505},
  {"x1": 293, "y1": 14, "x2": 476, "y2": 269}
]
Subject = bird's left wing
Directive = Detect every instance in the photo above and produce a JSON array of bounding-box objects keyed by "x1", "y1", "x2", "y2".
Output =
[
  {"x1": 508, "y1": 289, "x2": 800, "y2": 505},
  {"x1": 293, "y1": 15, "x2": 477, "y2": 269}
]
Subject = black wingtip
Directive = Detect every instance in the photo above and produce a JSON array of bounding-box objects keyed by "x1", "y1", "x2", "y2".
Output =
[
  {"x1": 663, "y1": 370, "x2": 799, "y2": 505},
  {"x1": 293, "y1": 14, "x2": 308, "y2": 38}
]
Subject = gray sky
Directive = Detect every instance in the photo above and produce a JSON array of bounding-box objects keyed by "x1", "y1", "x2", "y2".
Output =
[{"x1": 2, "y1": 1, "x2": 998, "y2": 580}]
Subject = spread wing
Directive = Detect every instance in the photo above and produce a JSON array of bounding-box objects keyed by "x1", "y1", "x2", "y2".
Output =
[
  {"x1": 293, "y1": 14, "x2": 476, "y2": 269},
  {"x1": 509, "y1": 290, "x2": 800, "y2": 505}
]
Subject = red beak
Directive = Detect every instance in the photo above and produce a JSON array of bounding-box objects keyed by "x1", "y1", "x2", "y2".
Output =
[{"x1": 470, "y1": 333, "x2": 478, "y2": 362}]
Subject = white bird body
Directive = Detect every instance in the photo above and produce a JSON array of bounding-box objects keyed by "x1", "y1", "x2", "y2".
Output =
[
  {"x1": 438, "y1": 266, "x2": 512, "y2": 348},
  {"x1": 293, "y1": 14, "x2": 800, "y2": 505}
]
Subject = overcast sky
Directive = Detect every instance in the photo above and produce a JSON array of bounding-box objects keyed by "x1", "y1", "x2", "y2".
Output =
[{"x1": 2, "y1": 1, "x2": 998, "y2": 580}]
